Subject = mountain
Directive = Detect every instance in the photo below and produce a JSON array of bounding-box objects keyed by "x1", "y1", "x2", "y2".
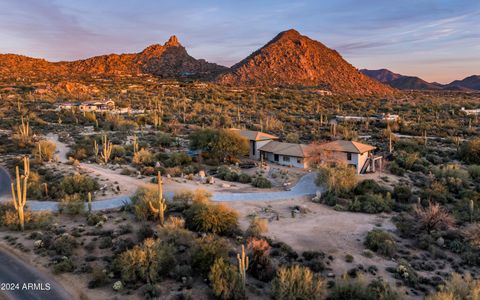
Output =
[
  {"x1": 446, "y1": 75, "x2": 480, "y2": 90},
  {"x1": 217, "y1": 29, "x2": 396, "y2": 96},
  {"x1": 359, "y1": 69, "x2": 403, "y2": 83},
  {"x1": 361, "y1": 69, "x2": 480, "y2": 91},
  {"x1": 360, "y1": 69, "x2": 441, "y2": 90},
  {"x1": 0, "y1": 36, "x2": 228, "y2": 79}
]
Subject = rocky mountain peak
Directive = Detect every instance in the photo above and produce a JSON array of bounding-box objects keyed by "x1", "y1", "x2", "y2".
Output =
[{"x1": 164, "y1": 35, "x2": 181, "y2": 47}]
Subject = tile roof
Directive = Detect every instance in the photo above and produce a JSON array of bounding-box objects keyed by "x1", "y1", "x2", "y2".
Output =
[
  {"x1": 258, "y1": 141, "x2": 311, "y2": 158},
  {"x1": 318, "y1": 140, "x2": 376, "y2": 154},
  {"x1": 229, "y1": 129, "x2": 278, "y2": 141}
]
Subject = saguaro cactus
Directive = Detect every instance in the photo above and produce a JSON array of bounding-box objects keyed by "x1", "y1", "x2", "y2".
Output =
[
  {"x1": 93, "y1": 140, "x2": 99, "y2": 159},
  {"x1": 11, "y1": 166, "x2": 28, "y2": 231},
  {"x1": 148, "y1": 172, "x2": 167, "y2": 226},
  {"x1": 237, "y1": 244, "x2": 249, "y2": 287},
  {"x1": 100, "y1": 135, "x2": 113, "y2": 164},
  {"x1": 87, "y1": 192, "x2": 92, "y2": 213},
  {"x1": 23, "y1": 156, "x2": 30, "y2": 177},
  {"x1": 132, "y1": 135, "x2": 139, "y2": 154}
]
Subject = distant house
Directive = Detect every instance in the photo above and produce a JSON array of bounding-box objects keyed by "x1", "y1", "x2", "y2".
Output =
[
  {"x1": 229, "y1": 129, "x2": 279, "y2": 160},
  {"x1": 461, "y1": 107, "x2": 480, "y2": 116},
  {"x1": 258, "y1": 141, "x2": 311, "y2": 168},
  {"x1": 79, "y1": 100, "x2": 115, "y2": 112},
  {"x1": 57, "y1": 102, "x2": 78, "y2": 110},
  {"x1": 317, "y1": 140, "x2": 381, "y2": 174}
]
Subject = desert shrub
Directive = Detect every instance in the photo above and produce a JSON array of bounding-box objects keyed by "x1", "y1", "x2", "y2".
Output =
[
  {"x1": 98, "y1": 236, "x2": 113, "y2": 249},
  {"x1": 137, "y1": 223, "x2": 155, "y2": 241},
  {"x1": 393, "y1": 184, "x2": 412, "y2": 203},
  {"x1": 468, "y1": 165, "x2": 480, "y2": 180},
  {"x1": 190, "y1": 128, "x2": 249, "y2": 163},
  {"x1": 185, "y1": 201, "x2": 238, "y2": 235},
  {"x1": 0, "y1": 204, "x2": 51, "y2": 230},
  {"x1": 245, "y1": 217, "x2": 268, "y2": 237},
  {"x1": 59, "y1": 194, "x2": 86, "y2": 215},
  {"x1": 247, "y1": 238, "x2": 275, "y2": 281},
  {"x1": 88, "y1": 266, "x2": 109, "y2": 288},
  {"x1": 272, "y1": 265, "x2": 326, "y2": 300},
  {"x1": 426, "y1": 272, "x2": 480, "y2": 300},
  {"x1": 329, "y1": 276, "x2": 403, "y2": 300},
  {"x1": 53, "y1": 257, "x2": 75, "y2": 274},
  {"x1": 460, "y1": 138, "x2": 480, "y2": 164},
  {"x1": 192, "y1": 235, "x2": 229, "y2": 275},
  {"x1": 59, "y1": 173, "x2": 99, "y2": 197},
  {"x1": 415, "y1": 202, "x2": 454, "y2": 234},
  {"x1": 251, "y1": 176, "x2": 272, "y2": 188},
  {"x1": 116, "y1": 238, "x2": 175, "y2": 284},
  {"x1": 316, "y1": 162, "x2": 357, "y2": 195},
  {"x1": 51, "y1": 234, "x2": 78, "y2": 256},
  {"x1": 354, "y1": 180, "x2": 386, "y2": 195},
  {"x1": 349, "y1": 193, "x2": 393, "y2": 214},
  {"x1": 32, "y1": 140, "x2": 56, "y2": 161},
  {"x1": 395, "y1": 259, "x2": 419, "y2": 287},
  {"x1": 238, "y1": 173, "x2": 252, "y2": 183},
  {"x1": 364, "y1": 230, "x2": 397, "y2": 257},
  {"x1": 164, "y1": 152, "x2": 192, "y2": 168},
  {"x1": 132, "y1": 148, "x2": 153, "y2": 166},
  {"x1": 130, "y1": 186, "x2": 157, "y2": 221},
  {"x1": 464, "y1": 223, "x2": 480, "y2": 249},
  {"x1": 209, "y1": 258, "x2": 245, "y2": 300}
]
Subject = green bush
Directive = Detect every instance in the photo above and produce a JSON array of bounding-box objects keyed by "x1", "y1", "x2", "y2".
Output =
[
  {"x1": 252, "y1": 176, "x2": 272, "y2": 188},
  {"x1": 329, "y1": 276, "x2": 403, "y2": 300},
  {"x1": 468, "y1": 165, "x2": 480, "y2": 180},
  {"x1": 460, "y1": 138, "x2": 480, "y2": 164},
  {"x1": 393, "y1": 184, "x2": 412, "y2": 203},
  {"x1": 51, "y1": 234, "x2": 78, "y2": 256},
  {"x1": 349, "y1": 193, "x2": 393, "y2": 214},
  {"x1": 209, "y1": 258, "x2": 245, "y2": 300},
  {"x1": 238, "y1": 173, "x2": 252, "y2": 183},
  {"x1": 59, "y1": 174, "x2": 99, "y2": 197},
  {"x1": 59, "y1": 194, "x2": 86, "y2": 215},
  {"x1": 272, "y1": 265, "x2": 326, "y2": 300},
  {"x1": 185, "y1": 201, "x2": 239, "y2": 235},
  {"x1": 192, "y1": 235, "x2": 229, "y2": 275},
  {"x1": 316, "y1": 162, "x2": 357, "y2": 195},
  {"x1": 364, "y1": 229, "x2": 397, "y2": 257}
]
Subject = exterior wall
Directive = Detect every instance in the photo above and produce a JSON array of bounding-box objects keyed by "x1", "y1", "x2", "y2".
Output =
[
  {"x1": 260, "y1": 151, "x2": 307, "y2": 169},
  {"x1": 252, "y1": 140, "x2": 272, "y2": 160},
  {"x1": 324, "y1": 151, "x2": 370, "y2": 174}
]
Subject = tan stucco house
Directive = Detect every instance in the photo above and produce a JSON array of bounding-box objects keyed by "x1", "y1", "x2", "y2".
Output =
[{"x1": 317, "y1": 140, "x2": 381, "y2": 174}]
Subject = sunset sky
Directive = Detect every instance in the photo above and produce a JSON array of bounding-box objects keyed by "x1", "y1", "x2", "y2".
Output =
[{"x1": 0, "y1": 0, "x2": 479, "y2": 83}]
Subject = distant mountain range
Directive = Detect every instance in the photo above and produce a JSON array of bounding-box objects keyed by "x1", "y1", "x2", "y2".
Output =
[
  {"x1": 0, "y1": 36, "x2": 227, "y2": 80},
  {"x1": 360, "y1": 69, "x2": 480, "y2": 91}
]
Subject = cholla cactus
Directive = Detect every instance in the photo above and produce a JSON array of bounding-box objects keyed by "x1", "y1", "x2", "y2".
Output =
[
  {"x1": 11, "y1": 165, "x2": 28, "y2": 231},
  {"x1": 237, "y1": 244, "x2": 249, "y2": 287},
  {"x1": 148, "y1": 172, "x2": 167, "y2": 226},
  {"x1": 100, "y1": 135, "x2": 113, "y2": 164},
  {"x1": 132, "y1": 135, "x2": 139, "y2": 154}
]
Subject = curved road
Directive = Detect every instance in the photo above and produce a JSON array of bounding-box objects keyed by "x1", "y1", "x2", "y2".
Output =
[
  {"x1": 0, "y1": 165, "x2": 320, "y2": 211},
  {"x1": 0, "y1": 248, "x2": 72, "y2": 300},
  {"x1": 0, "y1": 166, "x2": 10, "y2": 200}
]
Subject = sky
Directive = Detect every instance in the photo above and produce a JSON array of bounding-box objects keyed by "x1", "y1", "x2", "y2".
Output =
[{"x1": 0, "y1": 0, "x2": 479, "y2": 83}]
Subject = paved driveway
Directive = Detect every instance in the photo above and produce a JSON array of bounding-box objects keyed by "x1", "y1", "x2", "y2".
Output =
[{"x1": 0, "y1": 170, "x2": 321, "y2": 212}]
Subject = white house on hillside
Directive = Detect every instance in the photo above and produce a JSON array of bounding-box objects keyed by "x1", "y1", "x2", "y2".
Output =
[
  {"x1": 229, "y1": 129, "x2": 279, "y2": 160},
  {"x1": 317, "y1": 140, "x2": 381, "y2": 174},
  {"x1": 258, "y1": 141, "x2": 311, "y2": 168}
]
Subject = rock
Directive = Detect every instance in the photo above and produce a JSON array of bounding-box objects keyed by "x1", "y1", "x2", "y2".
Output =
[
  {"x1": 327, "y1": 272, "x2": 335, "y2": 278},
  {"x1": 198, "y1": 170, "x2": 206, "y2": 178},
  {"x1": 34, "y1": 240, "x2": 44, "y2": 249},
  {"x1": 113, "y1": 281, "x2": 123, "y2": 291},
  {"x1": 221, "y1": 183, "x2": 231, "y2": 188},
  {"x1": 207, "y1": 176, "x2": 215, "y2": 184},
  {"x1": 436, "y1": 237, "x2": 445, "y2": 247}
]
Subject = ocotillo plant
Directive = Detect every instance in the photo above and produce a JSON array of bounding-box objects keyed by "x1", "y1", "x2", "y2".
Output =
[
  {"x1": 237, "y1": 244, "x2": 249, "y2": 287},
  {"x1": 11, "y1": 166, "x2": 28, "y2": 231},
  {"x1": 87, "y1": 192, "x2": 92, "y2": 213},
  {"x1": 100, "y1": 135, "x2": 113, "y2": 164},
  {"x1": 148, "y1": 172, "x2": 167, "y2": 226}
]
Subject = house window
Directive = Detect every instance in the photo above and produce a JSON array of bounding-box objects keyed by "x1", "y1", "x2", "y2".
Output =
[
  {"x1": 347, "y1": 153, "x2": 352, "y2": 160},
  {"x1": 283, "y1": 156, "x2": 290, "y2": 162},
  {"x1": 297, "y1": 158, "x2": 302, "y2": 164}
]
